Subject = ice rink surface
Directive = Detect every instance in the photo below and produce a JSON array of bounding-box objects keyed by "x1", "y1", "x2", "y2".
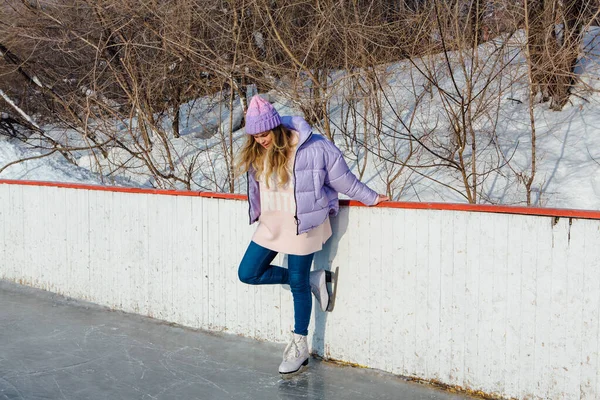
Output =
[{"x1": 0, "y1": 280, "x2": 478, "y2": 400}]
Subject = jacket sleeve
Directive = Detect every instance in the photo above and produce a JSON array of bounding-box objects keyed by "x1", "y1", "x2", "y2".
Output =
[
  {"x1": 323, "y1": 142, "x2": 378, "y2": 206},
  {"x1": 247, "y1": 167, "x2": 261, "y2": 224}
]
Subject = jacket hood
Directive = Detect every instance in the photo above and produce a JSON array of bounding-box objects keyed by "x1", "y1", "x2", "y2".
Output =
[{"x1": 281, "y1": 116, "x2": 312, "y2": 144}]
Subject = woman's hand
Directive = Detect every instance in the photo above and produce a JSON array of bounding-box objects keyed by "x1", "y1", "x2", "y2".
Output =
[{"x1": 373, "y1": 194, "x2": 390, "y2": 205}]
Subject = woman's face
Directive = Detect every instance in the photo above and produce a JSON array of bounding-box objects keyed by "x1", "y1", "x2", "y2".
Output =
[{"x1": 253, "y1": 130, "x2": 273, "y2": 149}]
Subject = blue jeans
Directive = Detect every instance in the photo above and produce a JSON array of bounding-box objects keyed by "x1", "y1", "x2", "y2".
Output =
[{"x1": 238, "y1": 241, "x2": 314, "y2": 336}]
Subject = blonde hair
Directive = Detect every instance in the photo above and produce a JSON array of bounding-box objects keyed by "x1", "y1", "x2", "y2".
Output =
[{"x1": 236, "y1": 125, "x2": 295, "y2": 188}]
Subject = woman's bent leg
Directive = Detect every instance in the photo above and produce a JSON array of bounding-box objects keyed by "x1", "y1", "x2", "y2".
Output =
[
  {"x1": 287, "y1": 253, "x2": 315, "y2": 336},
  {"x1": 238, "y1": 241, "x2": 289, "y2": 285}
]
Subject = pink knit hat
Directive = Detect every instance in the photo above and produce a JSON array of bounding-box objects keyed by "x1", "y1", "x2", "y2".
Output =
[{"x1": 244, "y1": 95, "x2": 282, "y2": 135}]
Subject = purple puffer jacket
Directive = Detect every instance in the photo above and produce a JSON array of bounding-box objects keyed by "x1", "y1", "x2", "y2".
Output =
[{"x1": 247, "y1": 116, "x2": 378, "y2": 235}]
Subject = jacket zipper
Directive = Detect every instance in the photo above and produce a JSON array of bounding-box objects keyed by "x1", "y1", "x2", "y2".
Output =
[
  {"x1": 246, "y1": 171, "x2": 252, "y2": 225},
  {"x1": 292, "y1": 132, "x2": 312, "y2": 235}
]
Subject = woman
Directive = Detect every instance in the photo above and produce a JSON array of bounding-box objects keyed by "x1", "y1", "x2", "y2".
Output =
[{"x1": 237, "y1": 95, "x2": 388, "y2": 375}]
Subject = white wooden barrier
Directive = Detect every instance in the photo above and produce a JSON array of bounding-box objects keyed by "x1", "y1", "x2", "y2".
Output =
[{"x1": 2, "y1": 179, "x2": 600, "y2": 400}]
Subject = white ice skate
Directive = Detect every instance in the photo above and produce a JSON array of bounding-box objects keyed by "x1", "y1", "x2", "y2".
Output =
[
  {"x1": 309, "y1": 269, "x2": 332, "y2": 312},
  {"x1": 278, "y1": 333, "x2": 309, "y2": 376}
]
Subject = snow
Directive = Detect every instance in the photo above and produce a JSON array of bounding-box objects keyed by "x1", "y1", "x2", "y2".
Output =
[
  {"x1": 2, "y1": 29, "x2": 600, "y2": 211},
  {"x1": 0, "y1": 139, "x2": 111, "y2": 184}
]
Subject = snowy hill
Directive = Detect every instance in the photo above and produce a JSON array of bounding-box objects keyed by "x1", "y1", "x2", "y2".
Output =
[{"x1": 2, "y1": 29, "x2": 600, "y2": 211}]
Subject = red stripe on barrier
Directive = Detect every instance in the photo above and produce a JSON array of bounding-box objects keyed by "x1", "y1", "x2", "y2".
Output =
[
  {"x1": 0, "y1": 179, "x2": 247, "y2": 201},
  {"x1": 340, "y1": 199, "x2": 600, "y2": 220},
  {"x1": 2, "y1": 178, "x2": 600, "y2": 220}
]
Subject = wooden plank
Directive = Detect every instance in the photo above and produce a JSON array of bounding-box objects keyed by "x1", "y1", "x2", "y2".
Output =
[
  {"x1": 547, "y1": 218, "x2": 570, "y2": 399},
  {"x1": 438, "y1": 211, "x2": 455, "y2": 383},
  {"x1": 379, "y1": 206, "x2": 397, "y2": 372},
  {"x1": 403, "y1": 207, "x2": 419, "y2": 377},
  {"x1": 413, "y1": 209, "x2": 430, "y2": 378},
  {"x1": 580, "y1": 221, "x2": 600, "y2": 399},
  {"x1": 425, "y1": 210, "x2": 442, "y2": 381},
  {"x1": 517, "y1": 215, "x2": 539, "y2": 399},
  {"x1": 450, "y1": 211, "x2": 467, "y2": 387},
  {"x1": 489, "y1": 213, "x2": 509, "y2": 394},
  {"x1": 504, "y1": 214, "x2": 524, "y2": 398},
  {"x1": 534, "y1": 217, "x2": 554, "y2": 400},
  {"x1": 366, "y1": 205, "x2": 385, "y2": 371},
  {"x1": 463, "y1": 211, "x2": 481, "y2": 389},
  {"x1": 65, "y1": 188, "x2": 91, "y2": 301},
  {"x1": 564, "y1": 218, "x2": 585, "y2": 399}
]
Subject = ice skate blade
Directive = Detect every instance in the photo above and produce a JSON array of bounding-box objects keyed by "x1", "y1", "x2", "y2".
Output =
[
  {"x1": 279, "y1": 359, "x2": 309, "y2": 379},
  {"x1": 324, "y1": 271, "x2": 334, "y2": 311}
]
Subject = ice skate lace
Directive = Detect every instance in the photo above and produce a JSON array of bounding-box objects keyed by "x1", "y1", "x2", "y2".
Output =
[{"x1": 283, "y1": 339, "x2": 299, "y2": 361}]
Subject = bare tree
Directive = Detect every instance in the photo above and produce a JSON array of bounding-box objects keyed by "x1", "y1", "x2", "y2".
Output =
[
  {"x1": 1, "y1": 0, "x2": 599, "y2": 204},
  {"x1": 526, "y1": 0, "x2": 596, "y2": 110}
]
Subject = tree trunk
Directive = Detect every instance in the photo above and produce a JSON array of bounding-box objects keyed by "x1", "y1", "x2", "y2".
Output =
[{"x1": 549, "y1": 0, "x2": 584, "y2": 110}]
